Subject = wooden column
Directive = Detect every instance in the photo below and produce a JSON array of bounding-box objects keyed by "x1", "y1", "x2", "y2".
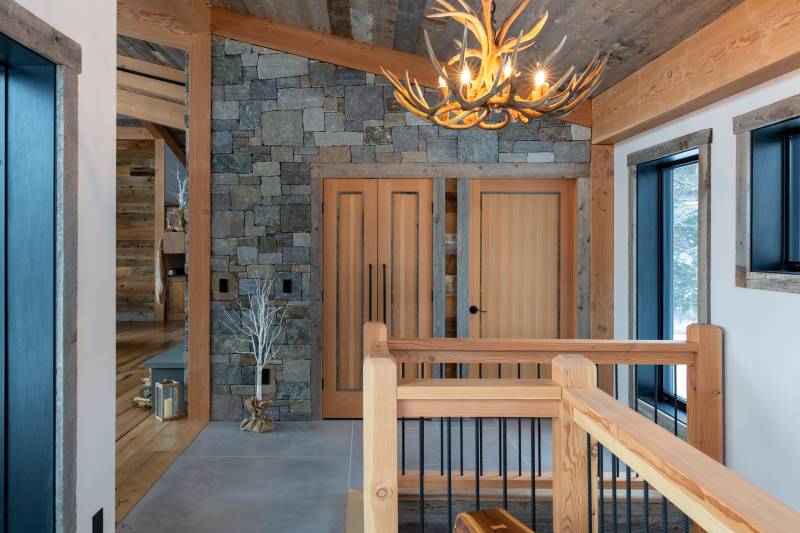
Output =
[
  {"x1": 591, "y1": 145, "x2": 615, "y2": 393},
  {"x1": 362, "y1": 322, "x2": 398, "y2": 532},
  {"x1": 153, "y1": 137, "x2": 166, "y2": 322},
  {"x1": 187, "y1": 29, "x2": 212, "y2": 422},
  {"x1": 687, "y1": 324, "x2": 724, "y2": 462},
  {"x1": 553, "y1": 354, "x2": 597, "y2": 533}
]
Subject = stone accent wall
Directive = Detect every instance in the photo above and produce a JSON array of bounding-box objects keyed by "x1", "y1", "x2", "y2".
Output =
[{"x1": 210, "y1": 36, "x2": 592, "y2": 421}]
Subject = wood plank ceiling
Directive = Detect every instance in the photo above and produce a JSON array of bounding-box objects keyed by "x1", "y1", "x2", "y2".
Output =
[{"x1": 211, "y1": 0, "x2": 744, "y2": 93}]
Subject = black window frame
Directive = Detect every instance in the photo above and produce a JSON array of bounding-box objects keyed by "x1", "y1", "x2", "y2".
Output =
[{"x1": 635, "y1": 150, "x2": 700, "y2": 417}]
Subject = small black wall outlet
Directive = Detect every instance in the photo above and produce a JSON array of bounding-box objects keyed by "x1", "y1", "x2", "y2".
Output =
[
  {"x1": 261, "y1": 367, "x2": 270, "y2": 385},
  {"x1": 92, "y1": 509, "x2": 103, "y2": 533},
  {"x1": 282, "y1": 278, "x2": 292, "y2": 294},
  {"x1": 219, "y1": 278, "x2": 229, "y2": 293}
]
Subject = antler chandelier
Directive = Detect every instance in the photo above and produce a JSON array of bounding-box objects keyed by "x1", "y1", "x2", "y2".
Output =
[{"x1": 381, "y1": 0, "x2": 608, "y2": 130}]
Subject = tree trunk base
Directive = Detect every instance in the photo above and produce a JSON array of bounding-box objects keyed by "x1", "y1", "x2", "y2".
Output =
[{"x1": 240, "y1": 397, "x2": 274, "y2": 433}]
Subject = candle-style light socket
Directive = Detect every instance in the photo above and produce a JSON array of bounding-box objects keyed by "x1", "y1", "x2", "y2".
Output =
[{"x1": 155, "y1": 379, "x2": 183, "y2": 421}]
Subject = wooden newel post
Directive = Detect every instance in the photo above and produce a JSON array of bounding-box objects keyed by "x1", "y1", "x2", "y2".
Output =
[
  {"x1": 363, "y1": 322, "x2": 398, "y2": 532},
  {"x1": 553, "y1": 354, "x2": 597, "y2": 533},
  {"x1": 687, "y1": 323, "x2": 724, "y2": 462}
]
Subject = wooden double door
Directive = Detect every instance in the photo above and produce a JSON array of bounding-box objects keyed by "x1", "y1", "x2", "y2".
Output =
[{"x1": 323, "y1": 179, "x2": 432, "y2": 418}]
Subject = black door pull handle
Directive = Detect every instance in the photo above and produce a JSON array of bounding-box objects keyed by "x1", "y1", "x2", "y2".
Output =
[{"x1": 469, "y1": 305, "x2": 486, "y2": 314}]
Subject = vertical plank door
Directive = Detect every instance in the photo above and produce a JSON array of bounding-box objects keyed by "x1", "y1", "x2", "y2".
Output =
[
  {"x1": 323, "y1": 179, "x2": 378, "y2": 418},
  {"x1": 468, "y1": 179, "x2": 577, "y2": 378},
  {"x1": 377, "y1": 179, "x2": 433, "y2": 382}
]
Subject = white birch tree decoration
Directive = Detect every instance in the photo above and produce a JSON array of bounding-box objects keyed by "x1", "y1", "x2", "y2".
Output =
[
  {"x1": 171, "y1": 163, "x2": 188, "y2": 229},
  {"x1": 219, "y1": 276, "x2": 288, "y2": 432}
]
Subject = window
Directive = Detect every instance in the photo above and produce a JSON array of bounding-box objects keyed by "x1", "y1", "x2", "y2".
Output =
[
  {"x1": 628, "y1": 128, "x2": 711, "y2": 426},
  {"x1": 734, "y1": 95, "x2": 800, "y2": 293}
]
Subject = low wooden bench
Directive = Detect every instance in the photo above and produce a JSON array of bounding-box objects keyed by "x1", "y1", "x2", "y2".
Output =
[{"x1": 453, "y1": 509, "x2": 534, "y2": 533}]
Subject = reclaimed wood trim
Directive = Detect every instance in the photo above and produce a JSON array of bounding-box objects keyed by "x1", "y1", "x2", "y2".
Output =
[
  {"x1": 697, "y1": 143, "x2": 712, "y2": 323},
  {"x1": 566, "y1": 386, "x2": 800, "y2": 532},
  {"x1": 153, "y1": 138, "x2": 166, "y2": 322},
  {"x1": 732, "y1": 92, "x2": 800, "y2": 133},
  {"x1": 627, "y1": 164, "x2": 638, "y2": 341},
  {"x1": 117, "y1": 89, "x2": 185, "y2": 130},
  {"x1": 734, "y1": 124, "x2": 800, "y2": 293},
  {"x1": 432, "y1": 176, "x2": 446, "y2": 339},
  {"x1": 577, "y1": 177, "x2": 591, "y2": 339},
  {"x1": 117, "y1": 127, "x2": 154, "y2": 140},
  {"x1": 311, "y1": 162, "x2": 590, "y2": 179},
  {"x1": 187, "y1": 31, "x2": 212, "y2": 422},
  {"x1": 117, "y1": 70, "x2": 185, "y2": 104},
  {"x1": 592, "y1": 0, "x2": 800, "y2": 144},
  {"x1": 118, "y1": 54, "x2": 185, "y2": 84},
  {"x1": 310, "y1": 176, "x2": 324, "y2": 419},
  {"x1": 118, "y1": 0, "x2": 210, "y2": 50},
  {"x1": 56, "y1": 64, "x2": 79, "y2": 533},
  {"x1": 0, "y1": 0, "x2": 82, "y2": 73},
  {"x1": 626, "y1": 129, "x2": 713, "y2": 167},
  {"x1": 456, "y1": 178, "x2": 470, "y2": 338},
  {"x1": 398, "y1": 399, "x2": 559, "y2": 418}
]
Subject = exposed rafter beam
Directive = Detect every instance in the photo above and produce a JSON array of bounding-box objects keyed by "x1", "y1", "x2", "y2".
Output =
[
  {"x1": 117, "y1": 89, "x2": 185, "y2": 130},
  {"x1": 593, "y1": 0, "x2": 800, "y2": 144},
  {"x1": 143, "y1": 122, "x2": 187, "y2": 167},
  {"x1": 118, "y1": 54, "x2": 185, "y2": 84},
  {"x1": 210, "y1": 6, "x2": 592, "y2": 127},
  {"x1": 117, "y1": 71, "x2": 185, "y2": 104},
  {"x1": 118, "y1": 0, "x2": 210, "y2": 49},
  {"x1": 117, "y1": 127, "x2": 154, "y2": 140}
]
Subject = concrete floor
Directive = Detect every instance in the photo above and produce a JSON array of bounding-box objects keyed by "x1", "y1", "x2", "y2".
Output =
[{"x1": 118, "y1": 419, "x2": 555, "y2": 533}]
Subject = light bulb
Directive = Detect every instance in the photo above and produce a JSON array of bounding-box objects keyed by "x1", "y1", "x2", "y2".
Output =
[
  {"x1": 503, "y1": 62, "x2": 513, "y2": 79},
  {"x1": 438, "y1": 76, "x2": 447, "y2": 88},
  {"x1": 534, "y1": 69, "x2": 546, "y2": 87},
  {"x1": 460, "y1": 66, "x2": 471, "y2": 85}
]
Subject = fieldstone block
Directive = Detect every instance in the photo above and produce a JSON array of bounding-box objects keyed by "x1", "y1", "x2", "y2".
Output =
[
  {"x1": 285, "y1": 319, "x2": 311, "y2": 344},
  {"x1": 261, "y1": 110, "x2": 303, "y2": 146},
  {"x1": 427, "y1": 139, "x2": 458, "y2": 162},
  {"x1": 278, "y1": 87, "x2": 325, "y2": 110},
  {"x1": 277, "y1": 76, "x2": 300, "y2": 88},
  {"x1": 308, "y1": 63, "x2": 336, "y2": 86},
  {"x1": 212, "y1": 131, "x2": 232, "y2": 154},
  {"x1": 253, "y1": 161, "x2": 280, "y2": 176},
  {"x1": 554, "y1": 141, "x2": 590, "y2": 162},
  {"x1": 271, "y1": 146, "x2": 294, "y2": 162},
  {"x1": 324, "y1": 112, "x2": 345, "y2": 131},
  {"x1": 239, "y1": 101, "x2": 262, "y2": 129},
  {"x1": 274, "y1": 271, "x2": 303, "y2": 300},
  {"x1": 276, "y1": 381, "x2": 310, "y2": 401},
  {"x1": 364, "y1": 126, "x2": 391, "y2": 145},
  {"x1": 212, "y1": 101, "x2": 239, "y2": 120},
  {"x1": 212, "y1": 238, "x2": 238, "y2": 256},
  {"x1": 212, "y1": 154, "x2": 252, "y2": 174},
  {"x1": 261, "y1": 176, "x2": 282, "y2": 197},
  {"x1": 514, "y1": 140, "x2": 553, "y2": 153},
  {"x1": 351, "y1": 145, "x2": 376, "y2": 162},
  {"x1": 539, "y1": 126, "x2": 571, "y2": 141},
  {"x1": 282, "y1": 359, "x2": 310, "y2": 382},
  {"x1": 458, "y1": 128, "x2": 498, "y2": 162},
  {"x1": 336, "y1": 68, "x2": 366, "y2": 86},
  {"x1": 345, "y1": 119, "x2": 363, "y2": 132},
  {"x1": 303, "y1": 107, "x2": 325, "y2": 131},
  {"x1": 224, "y1": 39, "x2": 251, "y2": 55},
  {"x1": 250, "y1": 79, "x2": 278, "y2": 100},
  {"x1": 253, "y1": 205, "x2": 281, "y2": 227},
  {"x1": 230, "y1": 185, "x2": 262, "y2": 207},
  {"x1": 212, "y1": 56, "x2": 243, "y2": 86},
  {"x1": 257, "y1": 53, "x2": 308, "y2": 79},
  {"x1": 570, "y1": 124, "x2": 592, "y2": 141},
  {"x1": 241, "y1": 53, "x2": 259, "y2": 67},
  {"x1": 419, "y1": 126, "x2": 438, "y2": 141},
  {"x1": 212, "y1": 272, "x2": 238, "y2": 301},
  {"x1": 345, "y1": 85, "x2": 384, "y2": 121},
  {"x1": 527, "y1": 152, "x2": 555, "y2": 163},
  {"x1": 319, "y1": 146, "x2": 351, "y2": 162},
  {"x1": 223, "y1": 83, "x2": 250, "y2": 100},
  {"x1": 211, "y1": 211, "x2": 244, "y2": 239},
  {"x1": 213, "y1": 364, "x2": 242, "y2": 385},
  {"x1": 281, "y1": 162, "x2": 310, "y2": 185},
  {"x1": 402, "y1": 151, "x2": 427, "y2": 163},
  {"x1": 392, "y1": 126, "x2": 419, "y2": 152},
  {"x1": 212, "y1": 192, "x2": 230, "y2": 211},
  {"x1": 212, "y1": 334, "x2": 250, "y2": 355},
  {"x1": 237, "y1": 246, "x2": 258, "y2": 265},
  {"x1": 499, "y1": 153, "x2": 527, "y2": 162},
  {"x1": 283, "y1": 246, "x2": 309, "y2": 264},
  {"x1": 313, "y1": 132, "x2": 364, "y2": 146},
  {"x1": 498, "y1": 119, "x2": 540, "y2": 141},
  {"x1": 212, "y1": 394, "x2": 243, "y2": 421},
  {"x1": 376, "y1": 151, "x2": 401, "y2": 163},
  {"x1": 281, "y1": 204, "x2": 310, "y2": 232},
  {"x1": 247, "y1": 265, "x2": 275, "y2": 279},
  {"x1": 258, "y1": 252, "x2": 282, "y2": 265}
]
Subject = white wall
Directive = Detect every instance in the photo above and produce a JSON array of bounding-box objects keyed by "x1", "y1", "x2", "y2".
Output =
[
  {"x1": 613, "y1": 70, "x2": 800, "y2": 510},
  {"x1": 14, "y1": 0, "x2": 117, "y2": 530}
]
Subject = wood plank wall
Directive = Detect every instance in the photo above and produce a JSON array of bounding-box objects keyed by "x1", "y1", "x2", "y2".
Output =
[{"x1": 117, "y1": 139, "x2": 156, "y2": 320}]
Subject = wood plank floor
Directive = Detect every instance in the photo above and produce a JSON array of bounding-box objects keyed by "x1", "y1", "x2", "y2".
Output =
[{"x1": 115, "y1": 321, "x2": 206, "y2": 524}]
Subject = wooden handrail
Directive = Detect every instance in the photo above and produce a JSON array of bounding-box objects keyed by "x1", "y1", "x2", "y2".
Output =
[
  {"x1": 564, "y1": 384, "x2": 800, "y2": 532},
  {"x1": 387, "y1": 337, "x2": 698, "y2": 365}
]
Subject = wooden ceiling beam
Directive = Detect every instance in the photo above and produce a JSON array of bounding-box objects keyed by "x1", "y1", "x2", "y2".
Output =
[
  {"x1": 117, "y1": 89, "x2": 185, "y2": 130},
  {"x1": 592, "y1": 0, "x2": 800, "y2": 144},
  {"x1": 117, "y1": 127, "x2": 154, "y2": 140},
  {"x1": 143, "y1": 122, "x2": 187, "y2": 167},
  {"x1": 118, "y1": 0, "x2": 210, "y2": 49},
  {"x1": 117, "y1": 54, "x2": 185, "y2": 84},
  {"x1": 210, "y1": 6, "x2": 592, "y2": 127},
  {"x1": 117, "y1": 71, "x2": 185, "y2": 104}
]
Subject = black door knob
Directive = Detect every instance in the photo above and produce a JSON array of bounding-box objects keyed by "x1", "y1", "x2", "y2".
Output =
[{"x1": 469, "y1": 305, "x2": 482, "y2": 314}]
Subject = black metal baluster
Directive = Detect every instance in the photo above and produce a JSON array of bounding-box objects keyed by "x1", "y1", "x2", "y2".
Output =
[
  {"x1": 662, "y1": 495, "x2": 668, "y2": 533},
  {"x1": 643, "y1": 481, "x2": 650, "y2": 532},
  {"x1": 587, "y1": 434, "x2": 593, "y2": 533},
  {"x1": 599, "y1": 443, "x2": 605, "y2": 533},
  {"x1": 498, "y1": 417, "x2": 502, "y2": 471},
  {"x1": 517, "y1": 417, "x2": 522, "y2": 477},
  {"x1": 440, "y1": 418, "x2": 444, "y2": 476},
  {"x1": 479, "y1": 417, "x2": 484, "y2": 476},
  {"x1": 475, "y1": 417, "x2": 480, "y2": 510},
  {"x1": 536, "y1": 363, "x2": 542, "y2": 477},
  {"x1": 460, "y1": 417, "x2": 464, "y2": 476},
  {"x1": 401, "y1": 418, "x2": 406, "y2": 475},
  {"x1": 673, "y1": 364, "x2": 679, "y2": 436},
  {"x1": 612, "y1": 456, "x2": 618, "y2": 533},
  {"x1": 653, "y1": 365, "x2": 659, "y2": 424},
  {"x1": 502, "y1": 418, "x2": 508, "y2": 509},
  {"x1": 531, "y1": 418, "x2": 536, "y2": 530},
  {"x1": 447, "y1": 417, "x2": 452, "y2": 530},
  {"x1": 419, "y1": 417, "x2": 425, "y2": 533},
  {"x1": 625, "y1": 465, "x2": 632, "y2": 533},
  {"x1": 683, "y1": 513, "x2": 690, "y2": 533}
]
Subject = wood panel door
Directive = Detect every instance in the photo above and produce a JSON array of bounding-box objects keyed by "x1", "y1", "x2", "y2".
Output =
[
  {"x1": 468, "y1": 179, "x2": 577, "y2": 379},
  {"x1": 323, "y1": 178, "x2": 432, "y2": 418}
]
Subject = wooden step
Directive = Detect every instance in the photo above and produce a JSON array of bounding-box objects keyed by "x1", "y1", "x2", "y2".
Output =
[{"x1": 454, "y1": 508, "x2": 534, "y2": 533}]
